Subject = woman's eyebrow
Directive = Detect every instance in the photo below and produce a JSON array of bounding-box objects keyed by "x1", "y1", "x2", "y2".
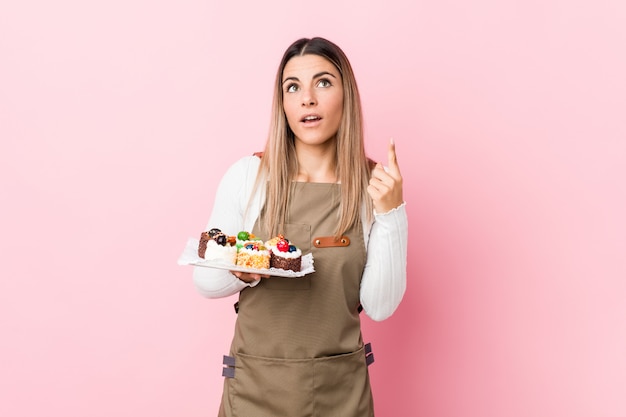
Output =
[
  {"x1": 282, "y1": 71, "x2": 338, "y2": 85},
  {"x1": 313, "y1": 71, "x2": 337, "y2": 79}
]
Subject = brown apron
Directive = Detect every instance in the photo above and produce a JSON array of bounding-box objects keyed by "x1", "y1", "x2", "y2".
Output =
[{"x1": 218, "y1": 182, "x2": 374, "y2": 417}]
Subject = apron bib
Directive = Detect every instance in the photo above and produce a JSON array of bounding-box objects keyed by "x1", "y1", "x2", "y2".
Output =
[{"x1": 219, "y1": 182, "x2": 374, "y2": 417}]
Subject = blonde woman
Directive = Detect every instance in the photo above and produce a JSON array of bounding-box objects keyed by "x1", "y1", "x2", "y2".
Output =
[{"x1": 193, "y1": 37, "x2": 408, "y2": 416}]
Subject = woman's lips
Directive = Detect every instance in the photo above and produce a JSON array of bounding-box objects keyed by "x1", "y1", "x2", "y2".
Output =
[
  {"x1": 301, "y1": 114, "x2": 321, "y2": 121},
  {"x1": 300, "y1": 114, "x2": 322, "y2": 126}
]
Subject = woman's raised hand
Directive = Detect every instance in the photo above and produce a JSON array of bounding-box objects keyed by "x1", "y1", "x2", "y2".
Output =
[{"x1": 367, "y1": 139, "x2": 404, "y2": 214}]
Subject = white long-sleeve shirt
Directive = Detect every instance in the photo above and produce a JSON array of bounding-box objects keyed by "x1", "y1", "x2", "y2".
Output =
[{"x1": 193, "y1": 155, "x2": 408, "y2": 321}]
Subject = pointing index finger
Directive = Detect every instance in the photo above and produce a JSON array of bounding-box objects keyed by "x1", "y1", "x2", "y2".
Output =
[{"x1": 387, "y1": 138, "x2": 401, "y2": 176}]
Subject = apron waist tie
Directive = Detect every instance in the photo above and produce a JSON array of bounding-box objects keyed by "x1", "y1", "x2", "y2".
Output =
[
  {"x1": 222, "y1": 355, "x2": 236, "y2": 378},
  {"x1": 365, "y1": 342, "x2": 375, "y2": 366}
]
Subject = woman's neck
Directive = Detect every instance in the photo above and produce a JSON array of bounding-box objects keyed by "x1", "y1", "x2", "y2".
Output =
[{"x1": 294, "y1": 142, "x2": 337, "y2": 183}]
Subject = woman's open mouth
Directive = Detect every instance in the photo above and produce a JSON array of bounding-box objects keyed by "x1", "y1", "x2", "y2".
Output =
[{"x1": 301, "y1": 114, "x2": 322, "y2": 124}]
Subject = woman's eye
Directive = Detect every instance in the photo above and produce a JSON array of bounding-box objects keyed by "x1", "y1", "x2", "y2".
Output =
[
  {"x1": 286, "y1": 84, "x2": 298, "y2": 93},
  {"x1": 317, "y1": 79, "x2": 332, "y2": 88}
]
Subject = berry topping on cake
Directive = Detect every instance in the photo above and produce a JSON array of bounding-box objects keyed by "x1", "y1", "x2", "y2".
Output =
[
  {"x1": 215, "y1": 234, "x2": 227, "y2": 246},
  {"x1": 276, "y1": 238, "x2": 290, "y2": 252},
  {"x1": 208, "y1": 228, "x2": 222, "y2": 238},
  {"x1": 244, "y1": 242, "x2": 266, "y2": 251}
]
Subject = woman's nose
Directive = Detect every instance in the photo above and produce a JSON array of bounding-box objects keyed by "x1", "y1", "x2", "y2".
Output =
[{"x1": 301, "y1": 88, "x2": 316, "y2": 106}]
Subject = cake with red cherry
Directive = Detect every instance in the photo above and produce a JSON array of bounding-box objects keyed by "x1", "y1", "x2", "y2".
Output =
[{"x1": 266, "y1": 235, "x2": 302, "y2": 272}]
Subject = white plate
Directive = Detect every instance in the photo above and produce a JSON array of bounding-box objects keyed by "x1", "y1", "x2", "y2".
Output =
[{"x1": 178, "y1": 238, "x2": 314, "y2": 278}]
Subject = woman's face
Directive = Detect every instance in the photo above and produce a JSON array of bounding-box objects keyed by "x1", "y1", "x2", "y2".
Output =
[{"x1": 282, "y1": 54, "x2": 344, "y2": 148}]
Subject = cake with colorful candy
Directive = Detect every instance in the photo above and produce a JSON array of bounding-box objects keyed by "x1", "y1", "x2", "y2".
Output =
[{"x1": 236, "y1": 239, "x2": 270, "y2": 269}]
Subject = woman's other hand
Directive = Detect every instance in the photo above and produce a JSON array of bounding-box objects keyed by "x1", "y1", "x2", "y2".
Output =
[
  {"x1": 231, "y1": 271, "x2": 270, "y2": 283},
  {"x1": 367, "y1": 139, "x2": 404, "y2": 213}
]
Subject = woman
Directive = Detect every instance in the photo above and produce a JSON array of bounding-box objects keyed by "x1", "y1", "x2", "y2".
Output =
[{"x1": 193, "y1": 37, "x2": 408, "y2": 417}]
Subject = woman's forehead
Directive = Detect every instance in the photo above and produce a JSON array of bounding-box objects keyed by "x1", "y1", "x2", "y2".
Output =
[{"x1": 282, "y1": 55, "x2": 340, "y2": 81}]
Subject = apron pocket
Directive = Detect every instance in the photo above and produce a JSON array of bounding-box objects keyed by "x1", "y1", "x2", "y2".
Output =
[
  {"x1": 312, "y1": 346, "x2": 374, "y2": 417},
  {"x1": 231, "y1": 352, "x2": 315, "y2": 417},
  {"x1": 224, "y1": 348, "x2": 373, "y2": 417}
]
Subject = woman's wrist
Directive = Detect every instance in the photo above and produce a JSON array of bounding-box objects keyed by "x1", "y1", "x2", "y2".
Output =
[{"x1": 373, "y1": 201, "x2": 406, "y2": 216}]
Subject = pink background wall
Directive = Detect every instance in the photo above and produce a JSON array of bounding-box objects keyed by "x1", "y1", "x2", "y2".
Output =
[{"x1": 2, "y1": 1, "x2": 625, "y2": 416}]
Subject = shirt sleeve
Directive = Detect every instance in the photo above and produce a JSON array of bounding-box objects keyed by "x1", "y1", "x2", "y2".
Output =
[
  {"x1": 192, "y1": 156, "x2": 262, "y2": 298},
  {"x1": 359, "y1": 202, "x2": 408, "y2": 321}
]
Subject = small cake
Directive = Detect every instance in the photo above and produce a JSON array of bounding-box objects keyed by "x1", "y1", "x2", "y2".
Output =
[
  {"x1": 236, "y1": 240, "x2": 270, "y2": 269},
  {"x1": 266, "y1": 235, "x2": 302, "y2": 272},
  {"x1": 198, "y1": 228, "x2": 237, "y2": 264}
]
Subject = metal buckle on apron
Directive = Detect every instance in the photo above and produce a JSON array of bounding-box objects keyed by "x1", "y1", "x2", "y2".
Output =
[
  {"x1": 365, "y1": 343, "x2": 374, "y2": 367},
  {"x1": 222, "y1": 355, "x2": 236, "y2": 378}
]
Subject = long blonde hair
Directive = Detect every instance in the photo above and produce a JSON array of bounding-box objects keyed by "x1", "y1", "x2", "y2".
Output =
[{"x1": 253, "y1": 37, "x2": 373, "y2": 239}]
